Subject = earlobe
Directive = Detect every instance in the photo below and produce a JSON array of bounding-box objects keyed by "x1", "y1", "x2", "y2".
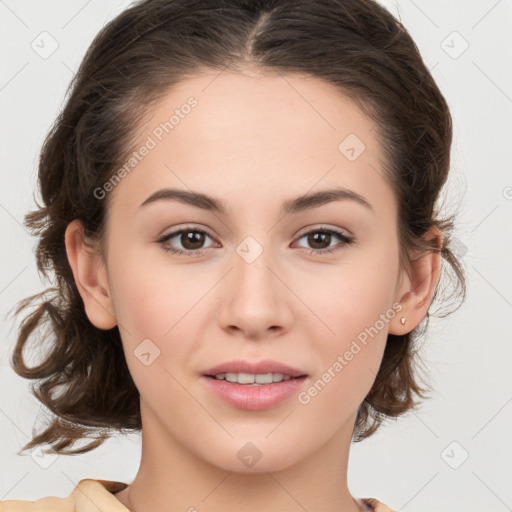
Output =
[
  {"x1": 389, "y1": 227, "x2": 443, "y2": 335},
  {"x1": 64, "y1": 219, "x2": 117, "y2": 330}
]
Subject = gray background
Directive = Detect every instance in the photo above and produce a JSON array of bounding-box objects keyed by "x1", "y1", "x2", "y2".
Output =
[{"x1": 1, "y1": 1, "x2": 511, "y2": 510}]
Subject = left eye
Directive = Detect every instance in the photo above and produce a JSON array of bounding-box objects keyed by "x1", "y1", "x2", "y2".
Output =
[
  {"x1": 294, "y1": 228, "x2": 353, "y2": 253},
  {"x1": 157, "y1": 226, "x2": 354, "y2": 256}
]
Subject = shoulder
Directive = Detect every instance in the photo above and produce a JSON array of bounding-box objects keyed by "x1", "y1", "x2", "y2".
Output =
[
  {"x1": 0, "y1": 494, "x2": 73, "y2": 511},
  {"x1": 0, "y1": 479, "x2": 130, "y2": 512}
]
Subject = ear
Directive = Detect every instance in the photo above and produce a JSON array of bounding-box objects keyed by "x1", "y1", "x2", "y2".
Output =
[
  {"x1": 389, "y1": 226, "x2": 443, "y2": 335},
  {"x1": 64, "y1": 219, "x2": 117, "y2": 330}
]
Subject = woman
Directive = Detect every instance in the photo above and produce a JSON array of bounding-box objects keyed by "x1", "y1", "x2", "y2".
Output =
[{"x1": 1, "y1": 0, "x2": 465, "y2": 510}]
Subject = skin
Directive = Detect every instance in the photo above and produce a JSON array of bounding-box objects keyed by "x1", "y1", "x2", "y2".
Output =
[{"x1": 65, "y1": 68, "x2": 442, "y2": 512}]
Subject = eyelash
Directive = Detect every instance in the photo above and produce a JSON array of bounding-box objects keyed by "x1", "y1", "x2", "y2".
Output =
[{"x1": 157, "y1": 225, "x2": 354, "y2": 257}]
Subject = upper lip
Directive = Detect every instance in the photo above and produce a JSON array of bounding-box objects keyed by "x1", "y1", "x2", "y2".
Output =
[{"x1": 203, "y1": 359, "x2": 308, "y2": 378}]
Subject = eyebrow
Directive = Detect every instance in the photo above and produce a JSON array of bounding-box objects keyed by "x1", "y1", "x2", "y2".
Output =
[{"x1": 139, "y1": 187, "x2": 373, "y2": 215}]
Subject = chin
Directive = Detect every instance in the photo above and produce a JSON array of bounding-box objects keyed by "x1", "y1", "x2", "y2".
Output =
[{"x1": 195, "y1": 435, "x2": 308, "y2": 474}]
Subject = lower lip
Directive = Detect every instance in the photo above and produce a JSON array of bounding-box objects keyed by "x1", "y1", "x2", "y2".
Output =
[{"x1": 201, "y1": 375, "x2": 308, "y2": 411}]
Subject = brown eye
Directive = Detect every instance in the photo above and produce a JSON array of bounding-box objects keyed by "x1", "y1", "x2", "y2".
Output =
[
  {"x1": 158, "y1": 227, "x2": 217, "y2": 255},
  {"x1": 307, "y1": 231, "x2": 333, "y2": 250},
  {"x1": 180, "y1": 230, "x2": 206, "y2": 250},
  {"x1": 294, "y1": 227, "x2": 354, "y2": 255}
]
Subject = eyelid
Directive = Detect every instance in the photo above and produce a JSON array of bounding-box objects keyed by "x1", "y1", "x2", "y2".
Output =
[
  {"x1": 294, "y1": 224, "x2": 352, "y2": 240},
  {"x1": 158, "y1": 224, "x2": 350, "y2": 243},
  {"x1": 158, "y1": 224, "x2": 218, "y2": 245},
  {"x1": 159, "y1": 222, "x2": 213, "y2": 236}
]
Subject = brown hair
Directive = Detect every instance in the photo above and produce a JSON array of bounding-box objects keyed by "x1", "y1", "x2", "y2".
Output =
[{"x1": 8, "y1": 0, "x2": 466, "y2": 455}]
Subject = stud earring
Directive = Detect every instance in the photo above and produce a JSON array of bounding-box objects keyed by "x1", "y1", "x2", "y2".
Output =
[{"x1": 400, "y1": 317, "x2": 406, "y2": 325}]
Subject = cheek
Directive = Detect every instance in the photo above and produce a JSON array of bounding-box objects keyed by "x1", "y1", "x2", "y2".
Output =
[
  {"x1": 299, "y1": 250, "x2": 399, "y2": 347},
  {"x1": 109, "y1": 245, "x2": 209, "y2": 338},
  {"x1": 107, "y1": 255, "x2": 203, "y2": 411},
  {"x1": 107, "y1": 248, "x2": 210, "y2": 389},
  {"x1": 295, "y1": 244, "x2": 399, "y2": 410}
]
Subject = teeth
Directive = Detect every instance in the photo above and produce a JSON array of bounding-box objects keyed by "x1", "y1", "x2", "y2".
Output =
[{"x1": 213, "y1": 372, "x2": 293, "y2": 384}]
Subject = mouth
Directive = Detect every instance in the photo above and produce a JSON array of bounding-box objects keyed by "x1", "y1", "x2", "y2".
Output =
[
  {"x1": 205, "y1": 372, "x2": 306, "y2": 385},
  {"x1": 201, "y1": 359, "x2": 309, "y2": 410},
  {"x1": 202, "y1": 358, "x2": 308, "y2": 381}
]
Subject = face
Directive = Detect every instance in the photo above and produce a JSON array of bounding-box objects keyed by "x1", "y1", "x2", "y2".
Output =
[{"x1": 90, "y1": 69, "x2": 409, "y2": 472}]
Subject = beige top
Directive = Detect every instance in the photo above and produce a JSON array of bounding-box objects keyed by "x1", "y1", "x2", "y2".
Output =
[{"x1": 0, "y1": 479, "x2": 396, "y2": 511}]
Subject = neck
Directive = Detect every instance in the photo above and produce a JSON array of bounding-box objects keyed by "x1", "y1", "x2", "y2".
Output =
[{"x1": 120, "y1": 402, "x2": 362, "y2": 512}]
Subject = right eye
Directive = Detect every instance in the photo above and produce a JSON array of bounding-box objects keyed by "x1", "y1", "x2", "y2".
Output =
[{"x1": 157, "y1": 226, "x2": 219, "y2": 256}]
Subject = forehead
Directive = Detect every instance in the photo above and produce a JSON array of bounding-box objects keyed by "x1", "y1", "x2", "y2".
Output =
[
  {"x1": 142, "y1": 69, "x2": 377, "y2": 149},
  {"x1": 106, "y1": 69, "x2": 392, "y2": 218}
]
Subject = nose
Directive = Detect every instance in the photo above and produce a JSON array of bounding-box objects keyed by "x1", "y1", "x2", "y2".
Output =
[{"x1": 218, "y1": 247, "x2": 294, "y2": 340}]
